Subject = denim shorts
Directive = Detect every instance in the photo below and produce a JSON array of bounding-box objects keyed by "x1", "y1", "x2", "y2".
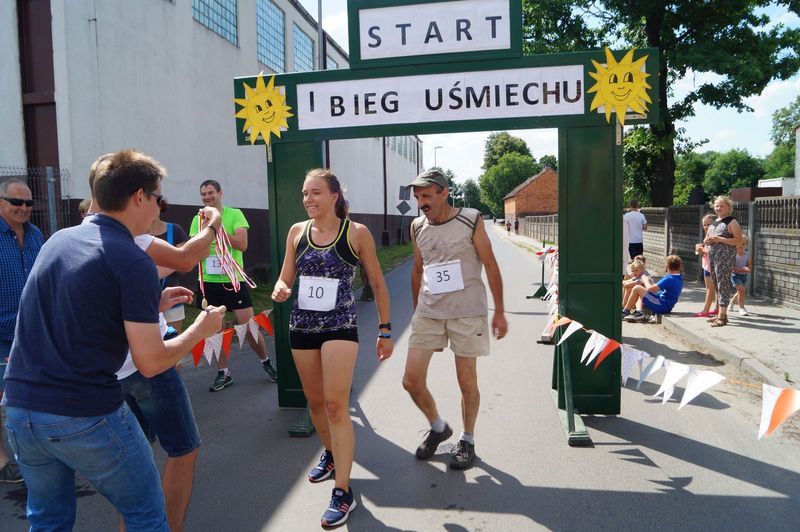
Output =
[
  {"x1": 643, "y1": 292, "x2": 673, "y2": 314},
  {"x1": 732, "y1": 272, "x2": 749, "y2": 286},
  {"x1": 120, "y1": 368, "x2": 201, "y2": 457},
  {"x1": 5, "y1": 403, "x2": 168, "y2": 531}
]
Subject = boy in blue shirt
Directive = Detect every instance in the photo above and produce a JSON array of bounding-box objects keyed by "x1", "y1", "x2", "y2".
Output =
[{"x1": 623, "y1": 255, "x2": 683, "y2": 322}]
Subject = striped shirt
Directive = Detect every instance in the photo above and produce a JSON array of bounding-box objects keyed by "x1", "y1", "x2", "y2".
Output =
[{"x1": 0, "y1": 217, "x2": 44, "y2": 341}]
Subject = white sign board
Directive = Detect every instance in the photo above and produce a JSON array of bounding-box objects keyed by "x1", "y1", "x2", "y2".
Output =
[
  {"x1": 297, "y1": 66, "x2": 584, "y2": 131},
  {"x1": 359, "y1": 0, "x2": 511, "y2": 60}
]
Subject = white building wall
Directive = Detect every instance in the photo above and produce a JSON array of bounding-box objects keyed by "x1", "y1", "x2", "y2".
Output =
[
  {"x1": 330, "y1": 136, "x2": 421, "y2": 216},
  {"x1": 52, "y1": 0, "x2": 269, "y2": 209},
  {"x1": 0, "y1": 1, "x2": 27, "y2": 167}
]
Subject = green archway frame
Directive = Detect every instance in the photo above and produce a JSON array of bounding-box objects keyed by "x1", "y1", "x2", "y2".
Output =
[{"x1": 233, "y1": 7, "x2": 659, "y2": 444}]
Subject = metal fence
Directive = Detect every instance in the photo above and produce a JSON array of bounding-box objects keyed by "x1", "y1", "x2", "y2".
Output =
[
  {"x1": 1, "y1": 166, "x2": 73, "y2": 238},
  {"x1": 522, "y1": 214, "x2": 558, "y2": 244}
]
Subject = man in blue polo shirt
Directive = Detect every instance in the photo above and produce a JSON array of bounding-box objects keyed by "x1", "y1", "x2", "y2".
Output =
[
  {"x1": 0, "y1": 178, "x2": 43, "y2": 484},
  {"x1": 3, "y1": 150, "x2": 226, "y2": 531}
]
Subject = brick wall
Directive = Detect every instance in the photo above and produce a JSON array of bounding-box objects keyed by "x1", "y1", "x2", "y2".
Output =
[
  {"x1": 504, "y1": 168, "x2": 558, "y2": 219},
  {"x1": 754, "y1": 230, "x2": 800, "y2": 305}
]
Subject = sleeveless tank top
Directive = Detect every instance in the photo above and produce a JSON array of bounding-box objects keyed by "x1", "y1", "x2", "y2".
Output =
[
  {"x1": 412, "y1": 207, "x2": 488, "y2": 319},
  {"x1": 735, "y1": 251, "x2": 750, "y2": 269},
  {"x1": 289, "y1": 218, "x2": 359, "y2": 332}
]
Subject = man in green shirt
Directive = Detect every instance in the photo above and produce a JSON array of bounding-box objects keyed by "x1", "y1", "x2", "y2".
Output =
[{"x1": 189, "y1": 180, "x2": 277, "y2": 391}]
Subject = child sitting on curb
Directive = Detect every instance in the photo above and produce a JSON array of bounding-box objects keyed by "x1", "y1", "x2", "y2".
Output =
[
  {"x1": 621, "y1": 259, "x2": 651, "y2": 316},
  {"x1": 623, "y1": 255, "x2": 684, "y2": 323}
]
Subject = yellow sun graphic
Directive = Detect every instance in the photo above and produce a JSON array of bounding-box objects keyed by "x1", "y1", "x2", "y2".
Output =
[
  {"x1": 234, "y1": 73, "x2": 293, "y2": 145},
  {"x1": 587, "y1": 48, "x2": 652, "y2": 126}
]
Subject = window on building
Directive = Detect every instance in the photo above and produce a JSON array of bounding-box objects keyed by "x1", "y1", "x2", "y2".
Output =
[
  {"x1": 293, "y1": 25, "x2": 314, "y2": 72},
  {"x1": 193, "y1": 0, "x2": 238, "y2": 46},
  {"x1": 257, "y1": 0, "x2": 284, "y2": 72},
  {"x1": 326, "y1": 56, "x2": 338, "y2": 70}
]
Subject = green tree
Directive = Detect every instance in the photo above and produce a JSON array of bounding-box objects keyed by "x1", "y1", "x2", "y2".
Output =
[
  {"x1": 674, "y1": 151, "x2": 717, "y2": 205},
  {"x1": 479, "y1": 152, "x2": 540, "y2": 215},
  {"x1": 771, "y1": 94, "x2": 800, "y2": 146},
  {"x1": 764, "y1": 143, "x2": 795, "y2": 179},
  {"x1": 539, "y1": 154, "x2": 558, "y2": 170},
  {"x1": 462, "y1": 178, "x2": 491, "y2": 213},
  {"x1": 523, "y1": 0, "x2": 800, "y2": 206},
  {"x1": 702, "y1": 149, "x2": 765, "y2": 197},
  {"x1": 482, "y1": 132, "x2": 532, "y2": 170}
]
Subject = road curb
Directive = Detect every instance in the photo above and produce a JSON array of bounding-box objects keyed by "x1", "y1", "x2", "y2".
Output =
[{"x1": 661, "y1": 315, "x2": 787, "y2": 387}]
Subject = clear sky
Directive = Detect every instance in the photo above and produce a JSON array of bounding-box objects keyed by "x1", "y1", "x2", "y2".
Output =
[{"x1": 300, "y1": 0, "x2": 799, "y2": 183}]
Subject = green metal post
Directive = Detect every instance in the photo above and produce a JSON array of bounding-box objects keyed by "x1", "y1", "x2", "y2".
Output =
[
  {"x1": 550, "y1": 124, "x2": 623, "y2": 443},
  {"x1": 268, "y1": 141, "x2": 323, "y2": 422}
]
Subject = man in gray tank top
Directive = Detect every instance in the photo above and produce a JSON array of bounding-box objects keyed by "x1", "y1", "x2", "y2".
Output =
[{"x1": 402, "y1": 169, "x2": 508, "y2": 470}]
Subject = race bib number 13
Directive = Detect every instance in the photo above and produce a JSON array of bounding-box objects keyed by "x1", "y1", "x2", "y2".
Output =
[
  {"x1": 205, "y1": 255, "x2": 222, "y2": 275},
  {"x1": 298, "y1": 276, "x2": 340, "y2": 311},
  {"x1": 425, "y1": 260, "x2": 464, "y2": 295}
]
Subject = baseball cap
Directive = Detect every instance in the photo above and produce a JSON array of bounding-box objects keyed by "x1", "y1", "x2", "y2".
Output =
[{"x1": 406, "y1": 169, "x2": 448, "y2": 189}]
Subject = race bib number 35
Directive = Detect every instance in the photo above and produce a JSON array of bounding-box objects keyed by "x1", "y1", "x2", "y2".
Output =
[
  {"x1": 298, "y1": 276, "x2": 340, "y2": 311},
  {"x1": 425, "y1": 260, "x2": 464, "y2": 295}
]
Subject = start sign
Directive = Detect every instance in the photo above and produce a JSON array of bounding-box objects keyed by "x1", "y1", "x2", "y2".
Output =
[{"x1": 348, "y1": 0, "x2": 521, "y2": 68}]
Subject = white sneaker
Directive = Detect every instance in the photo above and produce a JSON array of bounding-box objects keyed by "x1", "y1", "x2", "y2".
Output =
[{"x1": 738, "y1": 308, "x2": 748, "y2": 316}]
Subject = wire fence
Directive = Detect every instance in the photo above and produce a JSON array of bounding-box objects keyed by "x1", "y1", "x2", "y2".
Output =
[{"x1": 1, "y1": 166, "x2": 73, "y2": 238}]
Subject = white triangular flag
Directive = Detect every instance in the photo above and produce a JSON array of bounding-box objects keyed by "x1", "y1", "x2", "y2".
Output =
[
  {"x1": 207, "y1": 332, "x2": 224, "y2": 361},
  {"x1": 580, "y1": 331, "x2": 600, "y2": 363},
  {"x1": 653, "y1": 361, "x2": 690, "y2": 403},
  {"x1": 248, "y1": 320, "x2": 260, "y2": 345},
  {"x1": 585, "y1": 334, "x2": 609, "y2": 365},
  {"x1": 620, "y1": 344, "x2": 642, "y2": 386},
  {"x1": 637, "y1": 354, "x2": 665, "y2": 390},
  {"x1": 679, "y1": 370, "x2": 725, "y2": 409},
  {"x1": 759, "y1": 384, "x2": 783, "y2": 439},
  {"x1": 557, "y1": 321, "x2": 584, "y2": 346},
  {"x1": 203, "y1": 338, "x2": 215, "y2": 365},
  {"x1": 234, "y1": 323, "x2": 248, "y2": 349}
]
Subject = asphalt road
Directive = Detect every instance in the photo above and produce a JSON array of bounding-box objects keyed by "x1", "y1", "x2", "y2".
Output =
[{"x1": 2, "y1": 221, "x2": 799, "y2": 531}]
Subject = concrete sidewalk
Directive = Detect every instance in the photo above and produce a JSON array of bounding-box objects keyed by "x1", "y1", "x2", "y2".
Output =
[{"x1": 497, "y1": 226, "x2": 799, "y2": 389}]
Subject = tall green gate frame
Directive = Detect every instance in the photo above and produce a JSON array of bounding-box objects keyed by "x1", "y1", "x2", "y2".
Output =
[{"x1": 233, "y1": 0, "x2": 660, "y2": 444}]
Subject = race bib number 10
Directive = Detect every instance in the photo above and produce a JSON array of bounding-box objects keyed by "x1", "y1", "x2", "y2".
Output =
[
  {"x1": 298, "y1": 276, "x2": 340, "y2": 311},
  {"x1": 425, "y1": 260, "x2": 464, "y2": 295}
]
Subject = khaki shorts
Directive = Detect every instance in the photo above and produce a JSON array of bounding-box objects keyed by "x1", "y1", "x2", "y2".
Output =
[
  {"x1": 409, "y1": 315, "x2": 490, "y2": 357},
  {"x1": 162, "y1": 305, "x2": 186, "y2": 324}
]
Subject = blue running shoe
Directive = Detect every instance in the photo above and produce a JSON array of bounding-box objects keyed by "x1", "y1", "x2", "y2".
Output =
[
  {"x1": 309, "y1": 450, "x2": 335, "y2": 483},
  {"x1": 321, "y1": 487, "x2": 356, "y2": 528}
]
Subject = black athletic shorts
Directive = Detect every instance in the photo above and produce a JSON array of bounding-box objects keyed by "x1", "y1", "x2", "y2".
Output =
[
  {"x1": 199, "y1": 282, "x2": 253, "y2": 311},
  {"x1": 289, "y1": 328, "x2": 359, "y2": 350}
]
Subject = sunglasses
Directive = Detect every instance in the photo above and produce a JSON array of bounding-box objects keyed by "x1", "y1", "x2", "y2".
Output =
[
  {"x1": 1, "y1": 197, "x2": 34, "y2": 207},
  {"x1": 148, "y1": 191, "x2": 166, "y2": 207}
]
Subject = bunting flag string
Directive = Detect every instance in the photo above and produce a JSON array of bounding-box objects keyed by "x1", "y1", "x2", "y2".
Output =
[
  {"x1": 189, "y1": 311, "x2": 274, "y2": 367},
  {"x1": 528, "y1": 243, "x2": 797, "y2": 438}
]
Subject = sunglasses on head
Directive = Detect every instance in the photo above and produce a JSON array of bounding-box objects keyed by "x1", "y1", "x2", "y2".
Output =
[{"x1": 2, "y1": 197, "x2": 34, "y2": 207}]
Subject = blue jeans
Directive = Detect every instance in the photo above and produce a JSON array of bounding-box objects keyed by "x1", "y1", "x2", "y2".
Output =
[
  {"x1": 120, "y1": 368, "x2": 201, "y2": 457},
  {"x1": 5, "y1": 403, "x2": 168, "y2": 531},
  {"x1": 0, "y1": 339, "x2": 11, "y2": 392}
]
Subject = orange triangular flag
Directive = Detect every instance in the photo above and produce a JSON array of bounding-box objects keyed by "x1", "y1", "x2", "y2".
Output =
[
  {"x1": 593, "y1": 339, "x2": 621, "y2": 369},
  {"x1": 221, "y1": 328, "x2": 234, "y2": 359},
  {"x1": 253, "y1": 312, "x2": 274, "y2": 336},
  {"x1": 768, "y1": 388, "x2": 800, "y2": 438},
  {"x1": 552, "y1": 316, "x2": 572, "y2": 328},
  {"x1": 191, "y1": 339, "x2": 205, "y2": 367}
]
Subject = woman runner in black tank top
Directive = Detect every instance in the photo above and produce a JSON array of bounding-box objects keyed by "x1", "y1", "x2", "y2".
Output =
[{"x1": 271, "y1": 169, "x2": 393, "y2": 527}]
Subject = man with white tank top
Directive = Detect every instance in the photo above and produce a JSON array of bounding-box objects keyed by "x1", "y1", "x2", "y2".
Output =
[{"x1": 402, "y1": 169, "x2": 508, "y2": 470}]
